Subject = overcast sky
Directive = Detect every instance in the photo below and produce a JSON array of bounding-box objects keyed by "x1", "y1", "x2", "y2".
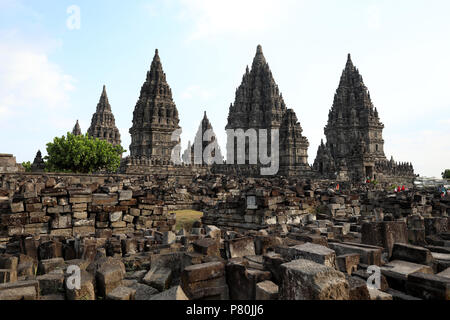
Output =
[{"x1": 0, "y1": 0, "x2": 449, "y2": 177}]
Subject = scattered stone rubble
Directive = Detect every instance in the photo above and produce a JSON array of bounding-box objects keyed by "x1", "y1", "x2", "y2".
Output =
[{"x1": 0, "y1": 172, "x2": 449, "y2": 300}]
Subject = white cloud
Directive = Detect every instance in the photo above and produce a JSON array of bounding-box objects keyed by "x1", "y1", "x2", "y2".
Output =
[
  {"x1": 0, "y1": 31, "x2": 75, "y2": 123},
  {"x1": 178, "y1": 0, "x2": 300, "y2": 40}
]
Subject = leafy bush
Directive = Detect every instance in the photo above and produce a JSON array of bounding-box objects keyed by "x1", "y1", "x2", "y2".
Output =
[
  {"x1": 22, "y1": 161, "x2": 32, "y2": 172},
  {"x1": 45, "y1": 133, "x2": 125, "y2": 173},
  {"x1": 442, "y1": 170, "x2": 450, "y2": 179}
]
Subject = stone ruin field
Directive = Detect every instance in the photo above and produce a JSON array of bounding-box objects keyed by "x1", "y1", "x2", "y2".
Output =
[{"x1": 0, "y1": 171, "x2": 449, "y2": 301}]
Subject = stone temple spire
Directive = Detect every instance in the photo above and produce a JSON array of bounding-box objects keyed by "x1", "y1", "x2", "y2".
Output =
[
  {"x1": 72, "y1": 120, "x2": 82, "y2": 136},
  {"x1": 87, "y1": 85, "x2": 121, "y2": 146},
  {"x1": 224, "y1": 45, "x2": 310, "y2": 175},
  {"x1": 226, "y1": 44, "x2": 286, "y2": 131},
  {"x1": 318, "y1": 54, "x2": 388, "y2": 181},
  {"x1": 190, "y1": 111, "x2": 223, "y2": 165},
  {"x1": 129, "y1": 49, "x2": 181, "y2": 163},
  {"x1": 31, "y1": 150, "x2": 45, "y2": 172}
]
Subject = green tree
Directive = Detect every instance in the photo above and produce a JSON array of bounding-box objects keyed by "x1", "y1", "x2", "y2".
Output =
[
  {"x1": 442, "y1": 169, "x2": 450, "y2": 179},
  {"x1": 45, "y1": 133, "x2": 125, "y2": 173},
  {"x1": 22, "y1": 161, "x2": 32, "y2": 172}
]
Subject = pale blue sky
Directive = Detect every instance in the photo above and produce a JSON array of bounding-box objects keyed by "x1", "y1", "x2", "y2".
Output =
[{"x1": 0, "y1": 0, "x2": 449, "y2": 177}]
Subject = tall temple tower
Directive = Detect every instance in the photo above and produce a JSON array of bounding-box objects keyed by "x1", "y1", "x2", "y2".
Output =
[
  {"x1": 188, "y1": 111, "x2": 223, "y2": 165},
  {"x1": 225, "y1": 45, "x2": 310, "y2": 176},
  {"x1": 87, "y1": 86, "x2": 121, "y2": 146},
  {"x1": 129, "y1": 49, "x2": 181, "y2": 163},
  {"x1": 314, "y1": 54, "x2": 413, "y2": 181}
]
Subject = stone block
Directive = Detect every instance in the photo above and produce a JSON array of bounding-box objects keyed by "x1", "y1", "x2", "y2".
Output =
[
  {"x1": 143, "y1": 267, "x2": 172, "y2": 292},
  {"x1": 106, "y1": 286, "x2": 136, "y2": 300},
  {"x1": 65, "y1": 270, "x2": 95, "y2": 300},
  {"x1": 381, "y1": 260, "x2": 433, "y2": 291},
  {"x1": 337, "y1": 254, "x2": 360, "y2": 275},
  {"x1": 36, "y1": 273, "x2": 65, "y2": 295},
  {"x1": 329, "y1": 242, "x2": 383, "y2": 266},
  {"x1": 193, "y1": 238, "x2": 220, "y2": 257},
  {"x1": 361, "y1": 221, "x2": 408, "y2": 258},
  {"x1": 38, "y1": 258, "x2": 65, "y2": 275},
  {"x1": 279, "y1": 259, "x2": 349, "y2": 300},
  {"x1": 279, "y1": 243, "x2": 336, "y2": 268},
  {"x1": 0, "y1": 280, "x2": 39, "y2": 300},
  {"x1": 96, "y1": 264, "x2": 125, "y2": 297},
  {"x1": 255, "y1": 280, "x2": 279, "y2": 300},
  {"x1": 391, "y1": 243, "x2": 434, "y2": 266},
  {"x1": 406, "y1": 272, "x2": 450, "y2": 300},
  {"x1": 225, "y1": 237, "x2": 255, "y2": 259}
]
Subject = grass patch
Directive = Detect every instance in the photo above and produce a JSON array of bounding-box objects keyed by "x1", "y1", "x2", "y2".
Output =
[{"x1": 171, "y1": 210, "x2": 204, "y2": 232}]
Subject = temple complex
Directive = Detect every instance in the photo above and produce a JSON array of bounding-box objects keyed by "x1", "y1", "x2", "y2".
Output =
[
  {"x1": 87, "y1": 86, "x2": 122, "y2": 146},
  {"x1": 313, "y1": 54, "x2": 415, "y2": 182},
  {"x1": 129, "y1": 49, "x2": 181, "y2": 164},
  {"x1": 67, "y1": 47, "x2": 414, "y2": 182}
]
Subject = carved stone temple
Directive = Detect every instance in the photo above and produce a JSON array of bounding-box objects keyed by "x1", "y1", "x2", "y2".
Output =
[
  {"x1": 313, "y1": 54, "x2": 414, "y2": 182},
  {"x1": 184, "y1": 111, "x2": 223, "y2": 165},
  {"x1": 68, "y1": 46, "x2": 414, "y2": 182},
  {"x1": 87, "y1": 86, "x2": 122, "y2": 146},
  {"x1": 222, "y1": 45, "x2": 311, "y2": 177},
  {"x1": 129, "y1": 49, "x2": 181, "y2": 165}
]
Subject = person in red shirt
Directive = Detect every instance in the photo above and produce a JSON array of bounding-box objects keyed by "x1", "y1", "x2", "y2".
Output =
[{"x1": 401, "y1": 185, "x2": 406, "y2": 191}]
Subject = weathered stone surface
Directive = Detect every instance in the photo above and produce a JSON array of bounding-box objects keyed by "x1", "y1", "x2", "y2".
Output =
[
  {"x1": 329, "y1": 242, "x2": 383, "y2": 266},
  {"x1": 381, "y1": 260, "x2": 433, "y2": 291},
  {"x1": 193, "y1": 238, "x2": 220, "y2": 257},
  {"x1": 406, "y1": 272, "x2": 450, "y2": 300},
  {"x1": 278, "y1": 243, "x2": 336, "y2": 268},
  {"x1": 337, "y1": 254, "x2": 360, "y2": 275},
  {"x1": 181, "y1": 261, "x2": 228, "y2": 300},
  {"x1": 368, "y1": 287, "x2": 393, "y2": 300},
  {"x1": 347, "y1": 276, "x2": 370, "y2": 300},
  {"x1": 182, "y1": 262, "x2": 225, "y2": 284},
  {"x1": 149, "y1": 285, "x2": 189, "y2": 300},
  {"x1": 226, "y1": 259, "x2": 271, "y2": 300},
  {"x1": 106, "y1": 286, "x2": 136, "y2": 300},
  {"x1": 280, "y1": 259, "x2": 349, "y2": 300},
  {"x1": 143, "y1": 267, "x2": 172, "y2": 292},
  {"x1": 255, "y1": 280, "x2": 279, "y2": 300},
  {"x1": 130, "y1": 283, "x2": 159, "y2": 300},
  {"x1": 226, "y1": 237, "x2": 255, "y2": 258},
  {"x1": 65, "y1": 270, "x2": 95, "y2": 301},
  {"x1": 362, "y1": 221, "x2": 408, "y2": 258},
  {"x1": 38, "y1": 258, "x2": 65, "y2": 275},
  {"x1": 391, "y1": 243, "x2": 434, "y2": 266},
  {"x1": 36, "y1": 273, "x2": 65, "y2": 295},
  {"x1": 0, "y1": 280, "x2": 39, "y2": 300},
  {"x1": 96, "y1": 264, "x2": 125, "y2": 297}
]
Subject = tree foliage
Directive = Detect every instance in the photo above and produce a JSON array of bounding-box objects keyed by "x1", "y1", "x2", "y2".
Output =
[
  {"x1": 22, "y1": 161, "x2": 32, "y2": 172},
  {"x1": 45, "y1": 133, "x2": 125, "y2": 173},
  {"x1": 442, "y1": 169, "x2": 450, "y2": 179}
]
